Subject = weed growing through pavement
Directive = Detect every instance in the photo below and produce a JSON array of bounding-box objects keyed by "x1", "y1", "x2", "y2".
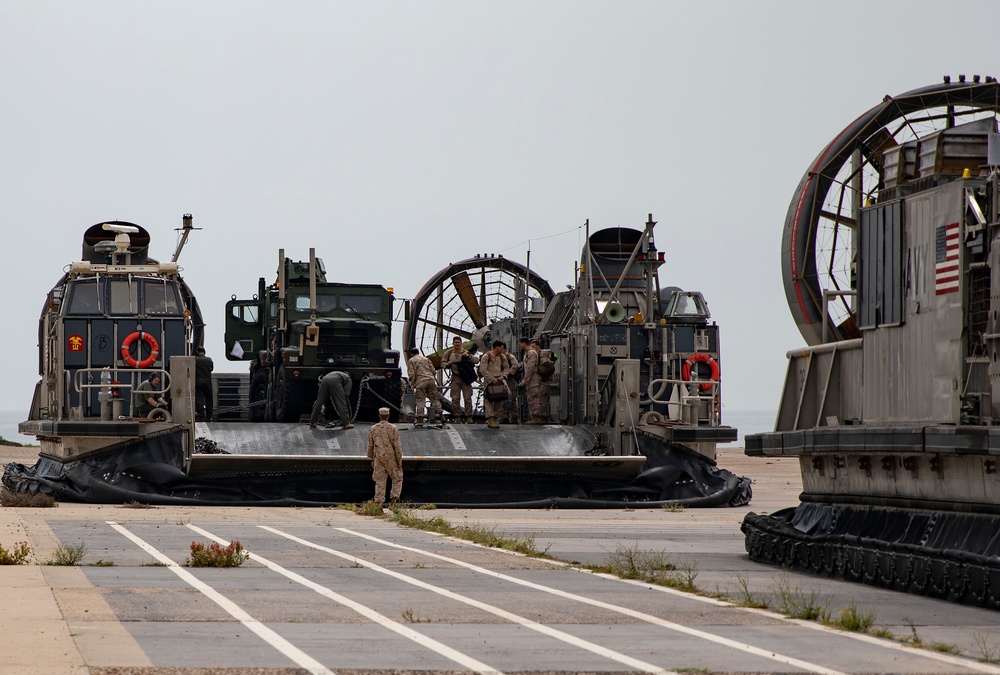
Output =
[
  {"x1": 401, "y1": 607, "x2": 430, "y2": 623},
  {"x1": 46, "y1": 542, "x2": 87, "y2": 566},
  {"x1": 929, "y1": 641, "x2": 962, "y2": 654},
  {"x1": 770, "y1": 575, "x2": 830, "y2": 621},
  {"x1": 0, "y1": 541, "x2": 32, "y2": 564},
  {"x1": 387, "y1": 508, "x2": 549, "y2": 557},
  {"x1": 588, "y1": 543, "x2": 699, "y2": 592},
  {"x1": 88, "y1": 559, "x2": 116, "y2": 567},
  {"x1": 902, "y1": 617, "x2": 923, "y2": 646},
  {"x1": 1, "y1": 488, "x2": 56, "y2": 508},
  {"x1": 830, "y1": 602, "x2": 875, "y2": 632},
  {"x1": 661, "y1": 502, "x2": 686, "y2": 512},
  {"x1": 357, "y1": 499, "x2": 387, "y2": 516},
  {"x1": 731, "y1": 575, "x2": 768, "y2": 609},
  {"x1": 186, "y1": 540, "x2": 249, "y2": 567},
  {"x1": 973, "y1": 631, "x2": 1000, "y2": 663},
  {"x1": 142, "y1": 561, "x2": 168, "y2": 567},
  {"x1": 121, "y1": 500, "x2": 153, "y2": 509}
]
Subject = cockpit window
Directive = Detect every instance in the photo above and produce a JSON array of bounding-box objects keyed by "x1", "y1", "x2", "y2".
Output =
[
  {"x1": 143, "y1": 280, "x2": 181, "y2": 315},
  {"x1": 665, "y1": 292, "x2": 709, "y2": 318},
  {"x1": 110, "y1": 279, "x2": 139, "y2": 315},
  {"x1": 66, "y1": 280, "x2": 101, "y2": 315}
]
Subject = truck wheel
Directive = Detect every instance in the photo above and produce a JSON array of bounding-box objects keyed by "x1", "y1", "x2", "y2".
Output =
[
  {"x1": 249, "y1": 372, "x2": 269, "y2": 422},
  {"x1": 275, "y1": 368, "x2": 306, "y2": 423}
]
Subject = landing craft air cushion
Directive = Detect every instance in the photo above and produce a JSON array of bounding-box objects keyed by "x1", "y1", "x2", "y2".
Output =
[
  {"x1": 6, "y1": 214, "x2": 750, "y2": 506},
  {"x1": 743, "y1": 75, "x2": 1000, "y2": 608}
]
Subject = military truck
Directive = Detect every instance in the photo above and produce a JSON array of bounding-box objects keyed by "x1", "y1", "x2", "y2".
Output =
[{"x1": 225, "y1": 248, "x2": 402, "y2": 422}]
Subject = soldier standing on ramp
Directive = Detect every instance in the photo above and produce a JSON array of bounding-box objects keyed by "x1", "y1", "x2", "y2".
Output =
[
  {"x1": 440, "y1": 336, "x2": 479, "y2": 423},
  {"x1": 406, "y1": 347, "x2": 443, "y2": 426},
  {"x1": 520, "y1": 339, "x2": 551, "y2": 424},
  {"x1": 195, "y1": 346, "x2": 214, "y2": 421},
  {"x1": 367, "y1": 406, "x2": 402, "y2": 504}
]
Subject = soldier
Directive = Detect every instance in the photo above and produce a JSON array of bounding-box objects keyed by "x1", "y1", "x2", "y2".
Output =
[
  {"x1": 309, "y1": 370, "x2": 354, "y2": 429},
  {"x1": 367, "y1": 406, "x2": 403, "y2": 504},
  {"x1": 498, "y1": 342, "x2": 520, "y2": 424},
  {"x1": 194, "y1": 346, "x2": 214, "y2": 421},
  {"x1": 439, "y1": 337, "x2": 479, "y2": 423},
  {"x1": 133, "y1": 372, "x2": 167, "y2": 417},
  {"x1": 479, "y1": 340, "x2": 510, "y2": 429},
  {"x1": 406, "y1": 347, "x2": 443, "y2": 426},
  {"x1": 520, "y1": 339, "x2": 550, "y2": 424}
]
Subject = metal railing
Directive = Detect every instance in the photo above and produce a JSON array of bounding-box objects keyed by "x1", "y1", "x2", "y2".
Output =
[
  {"x1": 645, "y1": 377, "x2": 720, "y2": 426},
  {"x1": 67, "y1": 367, "x2": 171, "y2": 420}
]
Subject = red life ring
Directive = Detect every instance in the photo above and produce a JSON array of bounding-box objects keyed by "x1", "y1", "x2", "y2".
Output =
[
  {"x1": 121, "y1": 331, "x2": 160, "y2": 368},
  {"x1": 681, "y1": 353, "x2": 720, "y2": 392}
]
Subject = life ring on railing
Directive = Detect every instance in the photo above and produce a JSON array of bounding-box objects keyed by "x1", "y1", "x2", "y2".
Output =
[
  {"x1": 681, "y1": 353, "x2": 719, "y2": 392},
  {"x1": 121, "y1": 331, "x2": 160, "y2": 368}
]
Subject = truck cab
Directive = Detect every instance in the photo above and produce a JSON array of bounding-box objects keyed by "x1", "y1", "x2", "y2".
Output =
[{"x1": 225, "y1": 249, "x2": 402, "y2": 422}]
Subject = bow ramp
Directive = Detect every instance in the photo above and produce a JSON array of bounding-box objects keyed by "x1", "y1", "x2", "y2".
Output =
[{"x1": 191, "y1": 422, "x2": 643, "y2": 480}]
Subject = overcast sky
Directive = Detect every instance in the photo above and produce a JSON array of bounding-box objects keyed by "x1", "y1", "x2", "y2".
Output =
[{"x1": 2, "y1": 1, "x2": 996, "y2": 415}]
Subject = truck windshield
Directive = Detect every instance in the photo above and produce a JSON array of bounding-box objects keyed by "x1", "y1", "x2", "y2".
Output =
[{"x1": 341, "y1": 295, "x2": 382, "y2": 315}]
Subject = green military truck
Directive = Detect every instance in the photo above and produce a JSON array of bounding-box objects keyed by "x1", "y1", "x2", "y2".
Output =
[{"x1": 225, "y1": 248, "x2": 402, "y2": 422}]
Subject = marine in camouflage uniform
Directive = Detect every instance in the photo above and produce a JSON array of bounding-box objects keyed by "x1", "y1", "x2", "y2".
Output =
[
  {"x1": 479, "y1": 341, "x2": 510, "y2": 429},
  {"x1": 406, "y1": 348, "x2": 443, "y2": 425},
  {"x1": 439, "y1": 337, "x2": 479, "y2": 422},
  {"x1": 520, "y1": 341, "x2": 550, "y2": 424},
  {"x1": 498, "y1": 347, "x2": 520, "y2": 424},
  {"x1": 367, "y1": 407, "x2": 403, "y2": 502}
]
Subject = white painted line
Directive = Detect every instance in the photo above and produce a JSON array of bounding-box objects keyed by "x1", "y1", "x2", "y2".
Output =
[
  {"x1": 446, "y1": 427, "x2": 466, "y2": 450},
  {"x1": 744, "y1": 608, "x2": 1000, "y2": 675},
  {"x1": 186, "y1": 524, "x2": 502, "y2": 675},
  {"x1": 260, "y1": 525, "x2": 676, "y2": 675},
  {"x1": 337, "y1": 527, "x2": 847, "y2": 675},
  {"x1": 106, "y1": 521, "x2": 334, "y2": 675},
  {"x1": 533, "y1": 555, "x2": 1000, "y2": 674}
]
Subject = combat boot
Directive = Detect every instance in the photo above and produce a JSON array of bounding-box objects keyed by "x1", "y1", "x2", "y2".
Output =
[
  {"x1": 486, "y1": 417, "x2": 499, "y2": 429},
  {"x1": 414, "y1": 417, "x2": 424, "y2": 427},
  {"x1": 343, "y1": 422, "x2": 354, "y2": 430},
  {"x1": 464, "y1": 416, "x2": 472, "y2": 424}
]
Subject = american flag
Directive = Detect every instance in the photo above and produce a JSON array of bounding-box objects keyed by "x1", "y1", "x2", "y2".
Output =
[{"x1": 934, "y1": 222, "x2": 960, "y2": 296}]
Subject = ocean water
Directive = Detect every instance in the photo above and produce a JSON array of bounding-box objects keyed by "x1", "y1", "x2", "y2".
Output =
[
  {"x1": 1, "y1": 409, "x2": 776, "y2": 447},
  {"x1": 0, "y1": 409, "x2": 35, "y2": 443},
  {"x1": 719, "y1": 409, "x2": 777, "y2": 447}
]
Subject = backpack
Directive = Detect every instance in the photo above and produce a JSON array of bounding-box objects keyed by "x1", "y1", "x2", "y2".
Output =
[
  {"x1": 456, "y1": 356, "x2": 478, "y2": 385},
  {"x1": 537, "y1": 350, "x2": 555, "y2": 381}
]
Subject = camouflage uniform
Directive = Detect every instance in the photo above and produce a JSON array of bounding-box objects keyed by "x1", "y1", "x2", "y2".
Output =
[
  {"x1": 440, "y1": 346, "x2": 479, "y2": 420},
  {"x1": 367, "y1": 419, "x2": 403, "y2": 502},
  {"x1": 406, "y1": 353, "x2": 443, "y2": 423},
  {"x1": 521, "y1": 348, "x2": 549, "y2": 423},
  {"x1": 310, "y1": 370, "x2": 352, "y2": 427},
  {"x1": 499, "y1": 352, "x2": 520, "y2": 423},
  {"x1": 479, "y1": 349, "x2": 510, "y2": 426}
]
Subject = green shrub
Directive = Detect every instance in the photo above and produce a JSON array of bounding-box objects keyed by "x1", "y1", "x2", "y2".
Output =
[{"x1": 46, "y1": 542, "x2": 86, "y2": 566}]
